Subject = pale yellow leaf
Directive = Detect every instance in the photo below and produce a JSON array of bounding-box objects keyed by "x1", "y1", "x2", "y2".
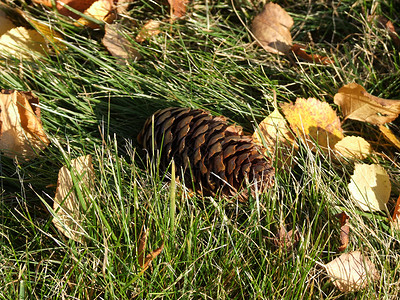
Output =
[
  {"x1": 251, "y1": 3, "x2": 293, "y2": 55},
  {"x1": 0, "y1": 90, "x2": 50, "y2": 159},
  {"x1": 53, "y1": 155, "x2": 95, "y2": 243},
  {"x1": 348, "y1": 163, "x2": 391, "y2": 212},
  {"x1": 0, "y1": 27, "x2": 48, "y2": 59},
  {"x1": 334, "y1": 136, "x2": 372, "y2": 159},
  {"x1": 325, "y1": 251, "x2": 379, "y2": 292}
]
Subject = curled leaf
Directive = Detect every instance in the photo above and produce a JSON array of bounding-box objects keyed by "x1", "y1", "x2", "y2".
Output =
[
  {"x1": 391, "y1": 194, "x2": 400, "y2": 231},
  {"x1": 325, "y1": 251, "x2": 379, "y2": 292},
  {"x1": 335, "y1": 212, "x2": 350, "y2": 252},
  {"x1": 137, "y1": 228, "x2": 164, "y2": 271},
  {"x1": 0, "y1": 90, "x2": 50, "y2": 159},
  {"x1": 348, "y1": 163, "x2": 391, "y2": 212},
  {"x1": 251, "y1": 2, "x2": 293, "y2": 55},
  {"x1": 334, "y1": 83, "x2": 400, "y2": 125},
  {"x1": 53, "y1": 155, "x2": 95, "y2": 243},
  {"x1": 291, "y1": 43, "x2": 333, "y2": 65}
]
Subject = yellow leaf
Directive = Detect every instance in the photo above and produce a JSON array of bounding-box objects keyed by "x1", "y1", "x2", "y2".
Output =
[
  {"x1": 334, "y1": 83, "x2": 400, "y2": 125},
  {"x1": 0, "y1": 26, "x2": 48, "y2": 59},
  {"x1": 53, "y1": 155, "x2": 95, "y2": 243},
  {"x1": 348, "y1": 163, "x2": 391, "y2": 212},
  {"x1": 281, "y1": 97, "x2": 344, "y2": 150},
  {"x1": 251, "y1": 2, "x2": 293, "y2": 55},
  {"x1": 379, "y1": 125, "x2": 400, "y2": 150},
  {"x1": 0, "y1": 90, "x2": 50, "y2": 159},
  {"x1": 252, "y1": 108, "x2": 296, "y2": 168},
  {"x1": 75, "y1": 0, "x2": 115, "y2": 28},
  {"x1": 334, "y1": 136, "x2": 372, "y2": 159},
  {"x1": 103, "y1": 23, "x2": 141, "y2": 64},
  {"x1": 325, "y1": 251, "x2": 379, "y2": 292}
]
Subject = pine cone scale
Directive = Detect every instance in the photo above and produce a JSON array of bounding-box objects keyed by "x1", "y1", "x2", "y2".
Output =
[{"x1": 138, "y1": 107, "x2": 274, "y2": 201}]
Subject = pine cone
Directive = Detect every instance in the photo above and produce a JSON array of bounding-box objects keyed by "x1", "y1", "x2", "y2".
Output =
[{"x1": 138, "y1": 107, "x2": 274, "y2": 201}]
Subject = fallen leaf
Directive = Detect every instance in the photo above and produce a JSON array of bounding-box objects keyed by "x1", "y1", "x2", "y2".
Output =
[
  {"x1": 0, "y1": 90, "x2": 50, "y2": 159},
  {"x1": 281, "y1": 98, "x2": 344, "y2": 150},
  {"x1": 53, "y1": 155, "x2": 95, "y2": 243},
  {"x1": 168, "y1": 0, "x2": 188, "y2": 20},
  {"x1": 0, "y1": 9, "x2": 16, "y2": 36},
  {"x1": 137, "y1": 228, "x2": 164, "y2": 271},
  {"x1": 75, "y1": 0, "x2": 116, "y2": 28},
  {"x1": 334, "y1": 136, "x2": 372, "y2": 160},
  {"x1": 135, "y1": 20, "x2": 161, "y2": 43},
  {"x1": 369, "y1": 15, "x2": 400, "y2": 49},
  {"x1": 251, "y1": 2, "x2": 293, "y2": 55},
  {"x1": 334, "y1": 83, "x2": 400, "y2": 125},
  {"x1": 291, "y1": 43, "x2": 334, "y2": 65},
  {"x1": 391, "y1": 194, "x2": 400, "y2": 231},
  {"x1": 335, "y1": 212, "x2": 350, "y2": 252},
  {"x1": 115, "y1": 0, "x2": 135, "y2": 15},
  {"x1": 348, "y1": 163, "x2": 391, "y2": 212},
  {"x1": 103, "y1": 23, "x2": 141, "y2": 64},
  {"x1": 33, "y1": 0, "x2": 96, "y2": 19},
  {"x1": 379, "y1": 124, "x2": 400, "y2": 150},
  {"x1": 273, "y1": 224, "x2": 300, "y2": 251},
  {"x1": 0, "y1": 26, "x2": 48, "y2": 59},
  {"x1": 325, "y1": 251, "x2": 379, "y2": 292}
]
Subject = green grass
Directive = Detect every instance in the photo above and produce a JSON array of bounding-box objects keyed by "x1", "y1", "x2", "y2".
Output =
[{"x1": 1, "y1": 0, "x2": 400, "y2": 298}]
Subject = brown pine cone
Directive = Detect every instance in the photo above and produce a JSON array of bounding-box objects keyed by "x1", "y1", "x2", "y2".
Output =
[{"x1": 137, "y1": 107, "x2": 274, "y2": 201}]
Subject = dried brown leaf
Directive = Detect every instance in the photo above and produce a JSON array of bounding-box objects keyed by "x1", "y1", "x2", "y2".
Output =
[
  {"x1": 335, "y1": 212, "x2": 350, "y2": 252},
  {"x1": 273, "y1": 224, "x2": 300, "y2": 251},
  {"x1": 137, "y1": 228, "x2": 164, "y2": 271},
  {"x1": 168, "y1": 0, "x2": 188, "y2": 19},
  {"x1": 135, "y1": 20, "x2": 161, "y2": 43},
  {"x1": 0, "y1": 90, "x2": 50, "y2": 159},
  {"x1": 53, "y1": 155, "x2": 95, "y2": 243},
  {"x1": 334, "y1": 83, "x2": 400, "y2": 125},
  {"x1": 251, "y1": 3, "x2": 293, "y2": 55},
  {"x1": 291, "y1": 43, "x2": 334, "y2": 64},
  {"x1": 103, "y1": 23, "x2": 141, "y2": 64},
  {"x1": 0, "y1": 9, "x2": 16, "y2": 36},
  {"x1": 391, "y1": 194, "x2": 400, "y2": 231},
  {"x1": 325, "y1": 251, "x2": 379, "y2": 292}
]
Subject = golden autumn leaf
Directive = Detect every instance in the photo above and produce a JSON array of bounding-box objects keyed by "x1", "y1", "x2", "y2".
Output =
[
  {"x1": 53, "y1": 155, "x2": 95, "y2": 243},
  {"x1": 325, "y1": 251, "x2": 379, "y2": 292},
  {"x1": 348, "y1": 163, "x2": 391, "y2": 212},
  {"x1": 0, "y1": 90, "x2": 50, "y2": 159},
  {"x1": 281, "y1": 98, "x2": 344, "y2": 150},
  {"x1": 251, "y1": 2, "x2": 293, "y2": 55},
  {"x1": 334, "y1": 83, "x2": 400, "y2": 125},
  {"x1": 379, "y1": 125, "x2": 400, "y2": 150},
  {"x1": 74, "y1": 0, "x2": 116, "y2": 28},
  {"x1": 334, "y1": 136, "x2": 372, "y2": 160},
  {"x1": 103, "y1": 23, "x2": 141, "y2": 64},
  {"x1": 0, "y1": 26, "x2": 48, "y2": 59}
]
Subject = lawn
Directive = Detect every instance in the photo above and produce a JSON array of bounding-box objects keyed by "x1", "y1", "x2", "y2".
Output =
[{"x1": 0, "y1": 0, "x2": 400, "y2": 299}]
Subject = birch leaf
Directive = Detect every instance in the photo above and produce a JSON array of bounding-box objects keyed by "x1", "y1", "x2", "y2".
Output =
[
  {"x1": 334, "y1": 136, "x2": 372, "y2": 159},
  {"x1": 0, "y1": 90, "x2": 50, "y2": 159},
  {"x1": 53, "y1": 155, "x2": 95, "y2": 243},
  {"x1": 348, "y1": 163, "x2": 391, "y2": 212},
  {"x1": 325, "y1": 251, "x2": 379, "y2": 292}
]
